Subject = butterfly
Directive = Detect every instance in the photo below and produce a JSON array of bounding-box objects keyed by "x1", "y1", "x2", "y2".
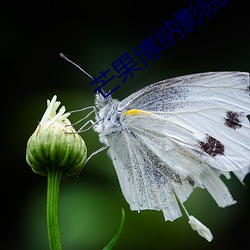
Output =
[{"x1": 86, "y1": 71, "x2": 250, "y2": 241}]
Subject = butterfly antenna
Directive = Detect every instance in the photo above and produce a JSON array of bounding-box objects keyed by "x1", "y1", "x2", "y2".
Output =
[
  {"x1": 60, "y1": 53, "x2": 106, "y2": 98},
  {"x1": 60, "y1": 53, "x2": 94, "y2": 80}
]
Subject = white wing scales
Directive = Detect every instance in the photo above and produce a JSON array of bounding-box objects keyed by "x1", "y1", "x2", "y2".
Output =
[
  {"x1": 118, "y1": 72, "x2": 249, "y2": 112},
  {"x1": 124, "y1": 113, "x2": 236, "y2": 205},
  {"x1": 170, "y1": 111, "x2": 249, "y2": 170},
  {"x1": 119, "y1": 72, "x2": 250, "y2": 173},
  {"x1": 98, "y1": 71, "x2": 250, "y2": 222},
  {"x1": 107, "y1": 130, "x2": 182, "y2": 221},
  {"x1": 108, "y1": 113, "x2": 237, "y2": 221}
]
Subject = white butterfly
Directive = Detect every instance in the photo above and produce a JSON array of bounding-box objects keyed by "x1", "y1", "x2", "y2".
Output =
[{"x1": 84, "y1": 71, "x2": 250, "y2": 241}]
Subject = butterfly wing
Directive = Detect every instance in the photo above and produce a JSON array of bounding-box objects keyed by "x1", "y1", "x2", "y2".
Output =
[
  {"x1": 109, "y1": 110, "x2": 236, "y2": 220},
  {"x1": 105, "y1": 72, "x2": 250, "y2": 221},
  {"x1": 118, "y1": 72, "x2": 250, "y2": 174},
  {"x1": 118, "y1": 72, "x2": 249, "y2": 113},
  {"x1": 107, "y1": 125, "x2": 182, "y2": 221}
]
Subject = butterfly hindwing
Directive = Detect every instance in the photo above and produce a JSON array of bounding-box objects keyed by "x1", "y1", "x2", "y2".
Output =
[{"x1": 107, "y1": 126, "x2": 182, "y2": 221}]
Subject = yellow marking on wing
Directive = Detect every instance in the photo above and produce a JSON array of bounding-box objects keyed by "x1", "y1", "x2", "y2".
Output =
[{"x1": 124, "y1": 109, "x2": 152, "y2": 116}]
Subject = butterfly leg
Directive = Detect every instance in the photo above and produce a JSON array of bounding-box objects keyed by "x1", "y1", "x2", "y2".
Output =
[
  {"x1": 77, "y1": 145, "x2": 108, "y2": 176},
  {"x1": 68, "y1": 106, "x2": 99, "y2": 132},
  {"x1": 85, "y1": 145, "x2": 108, "y2": 165},
  {"x1": 70, "y1": 106, "x2": 96, "y2": 125},
  {"x1": 77, "y1": 119, "x2": 96, "y2": 132}
]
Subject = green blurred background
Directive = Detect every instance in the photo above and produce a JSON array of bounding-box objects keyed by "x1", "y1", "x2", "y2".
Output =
[{"x1": 2, "y1": 1, "x2": 250, "y2": 249}]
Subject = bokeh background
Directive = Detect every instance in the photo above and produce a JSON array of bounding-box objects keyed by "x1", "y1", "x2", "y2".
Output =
[{"x1": 2, "y1": 1, "x2": 250, "y2": 249}]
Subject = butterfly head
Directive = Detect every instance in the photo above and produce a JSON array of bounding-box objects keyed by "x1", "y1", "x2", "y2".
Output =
[{"x1": 94, "y1": 91, "x2": 113, "y2": 109}]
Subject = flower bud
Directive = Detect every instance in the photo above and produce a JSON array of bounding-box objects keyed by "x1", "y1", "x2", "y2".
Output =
[{"x1": 26, "y1": 95, "x2": 87, "y2": 178}]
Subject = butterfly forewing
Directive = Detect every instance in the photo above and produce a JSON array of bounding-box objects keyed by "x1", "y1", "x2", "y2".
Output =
[
  {"x1": 118, "y1": 72, "x2": 249, "y2": 112},
  {"x1": 118, "y1": 72, "x2": 250, "y2": 173}
]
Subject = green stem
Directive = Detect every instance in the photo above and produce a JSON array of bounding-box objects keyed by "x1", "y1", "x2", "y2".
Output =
[{"x1": 47, "y1": 165, "x2": 63, "y2": 250}]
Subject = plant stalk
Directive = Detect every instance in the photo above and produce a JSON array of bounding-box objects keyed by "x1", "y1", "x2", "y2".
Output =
[{"x1": 47, "y1": 165, "x2": 63, "y2": 250}]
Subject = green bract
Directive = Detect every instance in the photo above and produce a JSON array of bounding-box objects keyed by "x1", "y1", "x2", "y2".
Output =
[{"x1": 26, "y1": 95, "x2": 87, "y2": 178}]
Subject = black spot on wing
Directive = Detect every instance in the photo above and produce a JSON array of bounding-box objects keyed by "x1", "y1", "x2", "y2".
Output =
[
  {"x1": 199, "y1": 135, "x2": 225, "y2": 157},
  {"x1": 186, "y1": 177, "x2": 195, "y2": 186},
  {"x1": 224, "y1": 111, "x2": 243, "y2": 130}
]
